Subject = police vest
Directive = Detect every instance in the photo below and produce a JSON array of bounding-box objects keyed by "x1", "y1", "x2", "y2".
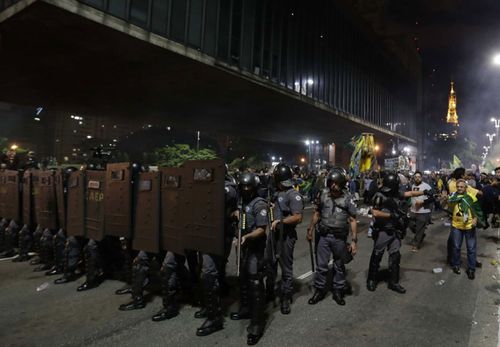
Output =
[
  {"x1": 242, "y1": 197, "x2": 267, "y2": 236},
  {"x1": 319, "y1": 189, "x2": 351, "y2": 233},
  {"x1": 372, "y1": 192, "x2": 402, "y2": 231}
]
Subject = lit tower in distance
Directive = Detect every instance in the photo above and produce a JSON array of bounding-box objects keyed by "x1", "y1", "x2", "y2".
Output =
[{"x1": 446, "y1": 81, "x2": 459, "y2": 137}]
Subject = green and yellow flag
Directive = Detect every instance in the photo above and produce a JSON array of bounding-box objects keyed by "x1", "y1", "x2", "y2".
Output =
[
  {"x1": 451, "y1": 155, "x2": 463, "y2": 169},
  {"x1": 349, "y1": 133, "x2": 375, "y2": 177}
]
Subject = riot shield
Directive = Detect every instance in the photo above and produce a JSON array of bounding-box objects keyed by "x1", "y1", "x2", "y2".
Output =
[
  {"x1": 86, "y1": 170, "x2": 105, "y2": 241},
  {"x1": 36, "y1": 170, "x2": 58, "y2": 230},
  {"x1": 66, "y1": 171, "x2": 85, "y2": 237},
  {"x1": 105, "y1": 163, "x2": 133, "y2": 238},
  {"x1": 3, "y1": 170, "x2": 21, "y2": 223},
  {"x1": 132, "y1": 171, "x2": 160, "y2": 253},
  {"x1": 22, "y1": 171, "x2": 33, "y2": 226},
  {"x1": 54, "y1": 169, "x2": 66, "y2": 230},
  {"x1": 181, "y1": 159, "x2": 225, "y2": 256},
  {"x1": 160, "y1": 167, "x2": 186, "y2": 255}
]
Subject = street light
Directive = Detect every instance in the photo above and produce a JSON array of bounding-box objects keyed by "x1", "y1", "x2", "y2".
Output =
[
  {"x1": 486, "y1": 133, "x2": 496, "y2": 145},
  {"x1": 493, "y1": 54, "x2": 500, "y2": 66},
  {"x1": 491, "y1": 117, "x2": 500, "y2": 135},
  {"x1": 386, "y1": 122, "x2": 402, "y2": 132},
  {"x1": 304, "y1": 139, "x2": 320, "y2": 170}
]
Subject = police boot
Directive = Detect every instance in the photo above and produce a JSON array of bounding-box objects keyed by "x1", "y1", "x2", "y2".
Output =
[
  {"x1": 115, "y1": 285, "x2": 132, "y2": 295},
  {"x1": 15, "y1": 225, "x2": 32, "y2": 262},
  {"x1": 0, "y1": 223, "x2": 16, "y2": 259},
  {"x1": 46, "y1": 230, "x2": 65, "y2": 275},
  {"x1": 30, "y1": 225, "x2": 44, "y2": 265},
  {"x1": 342, "y1": 281, "x2": 353, "y2": 296},
  {"x1": 367, "y1": 251, "x2": 383, "y2": 292},
  {"x1": 152, "y1": 268, "x2": 178, "y2": 321},
  {"x1": 308, "y1": 289, "x2": 326, "y2": 305},
  {"x1": 332, "y1": 289, "x2": 346, "y2": 306},
  {"x1": 119, "y1": 265, "x2": 147, "y2": 311},
  {"x1": 0, "y1": 218, "x2": 8, "y2": 252},
  {"x1": 388, "y1": 252, "x2": 406, "y2": 294},
  {"x1": 280, "y1": 295, "x2": 291, "y2": 315},
  {"x1": 230, "y1": 281, "x2": 251, "y2": 320},
  {"x1": 265, "y1": 272, "x2": 276, "y2": 303},
  {"x1": 54, "y1": 239, "x2": 78, "y2": 284},
  {"x1": 196, "y1": 275, "x2": 224, "y2": 336},
  {"x1": 34, "y1": 240, "x2": 52, "y2": 272},
  {"x1": 247, "y1": 278, "x2": 265, "y2": 346},
  {"x1": 77, "y1": 248, "x2": 102, "y2": 292}
]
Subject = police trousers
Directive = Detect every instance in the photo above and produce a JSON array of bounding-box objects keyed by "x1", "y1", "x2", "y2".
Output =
[{"x1": 314, "y1": 233, "x2": 348, "y2": 290}]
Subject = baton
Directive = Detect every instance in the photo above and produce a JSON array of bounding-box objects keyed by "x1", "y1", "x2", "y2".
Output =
[
  {"x1": 308, "y1": 239, "x2": 315, "y2": 273},
  {"x1": 236, "y1": 211, "x2": 245, "y2": 277}
]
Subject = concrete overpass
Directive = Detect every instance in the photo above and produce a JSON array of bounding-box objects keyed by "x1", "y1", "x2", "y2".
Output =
[{"x1": 0, "y1": 0, "x2": 419, "y2": 163}]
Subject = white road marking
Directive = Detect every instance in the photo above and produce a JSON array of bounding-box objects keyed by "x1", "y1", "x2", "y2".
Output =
[{"x1": 296, "y1": 259, "x2": 333, "y2": 280}]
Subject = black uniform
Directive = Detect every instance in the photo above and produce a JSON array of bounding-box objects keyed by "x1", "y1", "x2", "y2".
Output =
[{"x1": 367, "y1": 181, "x2": 408, "y2": 294}]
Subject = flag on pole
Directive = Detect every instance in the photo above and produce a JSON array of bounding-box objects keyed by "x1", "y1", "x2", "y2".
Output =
[
  {"x1": 451, "y1": 155, "x2": 463, "y2": 169},
  {"x1": 349, "y1": 133, "x2": 375, "y2": 177}
]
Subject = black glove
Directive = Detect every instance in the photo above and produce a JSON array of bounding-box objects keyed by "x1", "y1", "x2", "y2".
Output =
[{"x1": 423, "y1": 189, "x2": 433, "y2": 197}]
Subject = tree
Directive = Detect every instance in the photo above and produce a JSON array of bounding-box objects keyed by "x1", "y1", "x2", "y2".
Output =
[{"x1": 152, "y1": 144, "x2": 217, "y2": 167}]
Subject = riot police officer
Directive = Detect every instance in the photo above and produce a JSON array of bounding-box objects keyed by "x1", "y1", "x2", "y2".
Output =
[
  {"x1": 307, "y1": 168, "x2": 357, "y2": 306},
  {"x1": 194, "y1": 168, "x2": 239, "y2": 336},
  {"x1": 230, "y1": 172, "x2": 268, "y2": 346},
  {"x1": 367, "y1": 172, "x2": 429, "y2": 294},
  {"x1": 265, "y1": 164, "x2": 303, "y2": 314}
]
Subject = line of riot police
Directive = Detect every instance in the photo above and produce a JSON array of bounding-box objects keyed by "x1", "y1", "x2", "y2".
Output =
[{"x1": 0, "y1": 159, "x2": 431, "y2": 346}]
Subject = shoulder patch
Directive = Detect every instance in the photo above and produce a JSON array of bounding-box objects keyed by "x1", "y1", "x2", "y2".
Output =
[
  {"x1": 295, "y1": 195, "x2": 302, "y2": 201},
  {"x1": 260, "y1": 209, "x2": 268, "y2": 217},
  {"x1": 245, "y1": 206, "x2": 251, "y2": 213}
]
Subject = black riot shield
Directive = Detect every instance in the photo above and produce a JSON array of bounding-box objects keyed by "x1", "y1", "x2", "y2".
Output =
[
  {"x1": 160, "y1": 167, "x2": 186, "y2": 255},
  {"x1": 86, "y1": 170, "x2": 105, "y2": 241},
  {"x1": 36, "y1": 170, "x2": 58, "y2": 230},
  {"x1": 181, "y1": 159, "x2": 225, "y2": 256},
  {"x1": 22, "y1": 171, "x2": 34, "y2": 226},
  {"x1": 132, "y1": 171, "x2": 160, "y2": 253},
  {"x1": 54, "y1": 169, "x2": 66, "y2": 230},
  {"x1": 66, "y1": 171, "x2": 85, "y2": 237},
  {"x1": 3, "y1": 170, "x2": 22, "y2": 223},
  {"x1": 105, "y1": 163, "x2": 133, "y2": 238}
]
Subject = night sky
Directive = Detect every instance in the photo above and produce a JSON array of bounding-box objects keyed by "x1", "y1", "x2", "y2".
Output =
[{"x1": 387, "y1": 0, "x2": 500, "y2": 141}]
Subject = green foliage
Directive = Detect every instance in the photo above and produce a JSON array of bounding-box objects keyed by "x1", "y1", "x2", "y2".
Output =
[
  {"x1": 229, "y1": 156, "x2": 267, "y2": 171},
  {"x1": 152, "y1": 144, "x2": 217, "y2": 167}
]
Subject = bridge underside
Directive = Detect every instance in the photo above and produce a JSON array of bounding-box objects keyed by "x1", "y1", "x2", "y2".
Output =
[{"x1": 0, "y1": 0, "x2": 406, "y2": 148}]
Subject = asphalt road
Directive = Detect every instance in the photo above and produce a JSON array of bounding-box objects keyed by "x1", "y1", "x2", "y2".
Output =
[{"x1": 1, "y1": 206, "x2": 500, "y2": 347}]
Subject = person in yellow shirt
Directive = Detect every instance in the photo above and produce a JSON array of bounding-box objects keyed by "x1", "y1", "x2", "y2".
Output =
[
  {"x1": 447, "y1": 179, "x2": 480, "y2": 280},
  {"x1": 447, "y1": 168, "x2": 481, "y2": 197}
]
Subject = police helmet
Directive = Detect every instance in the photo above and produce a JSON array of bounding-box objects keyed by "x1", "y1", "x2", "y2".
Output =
[
  {"x1": 238, "y1": 172, "x2": 261, "y2": 190},
  {"x1": 382, "y1": 172, "x2": 400, "y2": 195},
  {"x1": 273, "y1": 163, "x2": 293, "y2": 187},
  {"x1": 326, "y1": 167, "x2": 347, "y2": 188}
]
